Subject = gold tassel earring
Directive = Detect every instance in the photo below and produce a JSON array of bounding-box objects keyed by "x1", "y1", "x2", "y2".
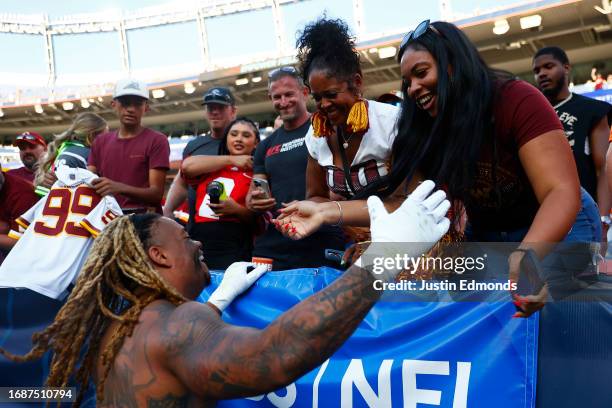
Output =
[
  {"x1": 346, "y1": 99, "x2": 369, "y2": 134},
  {"x1": 312, "y1": 111, "x2": 333, "y2": 137}
]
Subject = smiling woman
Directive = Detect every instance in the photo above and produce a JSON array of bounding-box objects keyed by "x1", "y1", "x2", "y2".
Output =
[
  {"x1": 378, "y1": 20, "x2": 590, "y2": 257},
  {"x1": 295, "y1": 17, "x2": 399, "y2": 204},
  {"x1": 180, "y1": 117, "x2": 261, "y2": 269}
]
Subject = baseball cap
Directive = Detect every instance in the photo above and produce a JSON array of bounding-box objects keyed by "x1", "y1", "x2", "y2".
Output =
[
  {"x1": 14, "y1": 131, "x2": 47, "y2": 148},
  {"x1": 201, "y1": 87, "x2": 235, "y2": 106},
  {"x1": 113, "y1": 79, "x2": 149, "y2": 100}
]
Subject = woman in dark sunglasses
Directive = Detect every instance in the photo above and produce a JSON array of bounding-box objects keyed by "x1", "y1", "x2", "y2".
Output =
[{"x1": 278, "y1": 20, "x2": 599, "y2": 314}]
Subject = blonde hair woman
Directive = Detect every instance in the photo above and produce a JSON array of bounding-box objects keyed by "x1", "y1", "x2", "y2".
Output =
[{"x1": 35, "y1": 112, "x2": 107, "y2": 193}]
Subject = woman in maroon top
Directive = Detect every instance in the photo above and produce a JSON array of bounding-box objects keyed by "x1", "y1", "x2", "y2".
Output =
[{"x1": 277, "y1": 20, "x2": 595, "y2": 316}]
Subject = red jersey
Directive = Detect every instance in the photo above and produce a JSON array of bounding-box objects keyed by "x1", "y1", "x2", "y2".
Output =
[{"x1": 194, "y1": 165, "x2": 252, "y2": 223}]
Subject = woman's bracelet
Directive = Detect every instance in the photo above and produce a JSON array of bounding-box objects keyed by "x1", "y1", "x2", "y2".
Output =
[{"x1": 331, "y1": 201, "x2": 343, "y2": 227}]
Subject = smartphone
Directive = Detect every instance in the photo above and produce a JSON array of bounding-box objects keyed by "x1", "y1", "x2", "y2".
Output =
[
  {"x1": 512, "y1": 248, "x2": 545, "y2": 312},
  {"x1": 325, "y1": 249, "x2": 345, "y2": 265},
  {"x1": 253, "y1": 178, "x2": 271, "y2": 199}
]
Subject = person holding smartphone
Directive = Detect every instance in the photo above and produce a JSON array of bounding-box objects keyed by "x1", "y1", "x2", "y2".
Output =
[
  {"x1": 181, "y1": 118, "x2": 259, "y2": 269},
  {"x1": 246, "y1": 65, "x2": 345, "y2": 271}
]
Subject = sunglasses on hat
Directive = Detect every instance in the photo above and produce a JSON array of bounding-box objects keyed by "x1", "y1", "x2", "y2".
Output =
[
  {"x1": 16, "y1": 133, "x2": 39, "y2": 142},
  {"x1": 15, "y1": 133, "x2": 46, "y2": 147}
]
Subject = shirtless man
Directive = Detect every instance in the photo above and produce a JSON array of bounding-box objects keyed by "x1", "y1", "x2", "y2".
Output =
[{"x1": 2, "y1": 181, "x2": 449, "y2": 406}]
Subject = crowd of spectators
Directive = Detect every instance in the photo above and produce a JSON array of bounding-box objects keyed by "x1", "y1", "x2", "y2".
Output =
[
  {"x1": 0, "y1": 19, "x2": 610, "y2": 294},
  {"x1": 0, "y1": 18, "x2": 610, "y2": 281}
]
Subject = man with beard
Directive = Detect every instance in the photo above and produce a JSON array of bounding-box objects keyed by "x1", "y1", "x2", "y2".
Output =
[
  {"x1": 9, "y1": 131, "x2": 47, "y2": 184},
  {"x1": 533, "y1": 47, "x2": 612, "y2": 240},
  {"x1": 88, "y1": 79, "x2": 170, "y2": 214},
  {"x1": 247, "y1": 67, "x2": 344, "y2": 270}
]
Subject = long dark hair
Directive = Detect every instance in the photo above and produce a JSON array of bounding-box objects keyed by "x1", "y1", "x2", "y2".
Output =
[
  {"x1": 217, "y1": 117, "x2": 260, "y2": 156},
  {"x1": 359, "y1": 21, "x2": 513, "y2": 206}
]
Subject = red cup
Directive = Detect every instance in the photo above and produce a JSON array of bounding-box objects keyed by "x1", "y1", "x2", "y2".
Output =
[{"x1": 252, "y1": 257, "x2": 273, "y2": 271}]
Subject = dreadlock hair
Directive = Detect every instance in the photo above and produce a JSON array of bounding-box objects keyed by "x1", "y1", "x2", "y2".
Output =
[
  {"x1": 218, "y1": 117, "x2": 260, "y2": 156},
  {"x1": 0, "y1": 214, "x2": 187, "y2": 406},
  {"x1": 296, "y1": 16, "x2": 362, "y2": 92},
  {"x1": 34, "y1": 112, "x2": 107, "y2": 186},
  {"x1": 356, "y1": 21, "x2": 514, "y2": 215}
]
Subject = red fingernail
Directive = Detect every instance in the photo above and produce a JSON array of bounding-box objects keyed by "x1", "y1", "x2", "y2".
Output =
[
  {"x1": 512, "y1": 300, "x2": 522, "y2": 307},
  {"x1": 512, "y1": 313, "x2": 522, "y2": 318}
]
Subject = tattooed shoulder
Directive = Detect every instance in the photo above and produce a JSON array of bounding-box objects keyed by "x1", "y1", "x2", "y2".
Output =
[{"x1": 158, "y1": 302, "x2": 220, "y2": 352}]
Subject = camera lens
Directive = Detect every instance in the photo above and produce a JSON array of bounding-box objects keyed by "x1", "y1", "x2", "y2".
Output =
[{"x1": 207, "y1": 181, "x2": 224, "y2": 204}]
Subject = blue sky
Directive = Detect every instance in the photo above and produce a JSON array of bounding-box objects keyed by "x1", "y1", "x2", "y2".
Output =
[{"x1": 0, "y1": 0, "x2": 516, "y2": 76}]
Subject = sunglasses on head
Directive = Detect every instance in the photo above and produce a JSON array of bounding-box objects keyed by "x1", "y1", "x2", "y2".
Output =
[
  {"x1": 398, "y1": 19, "x2": 441, "y2": 60},
  {"x1": 268, "y1": 66, "x2": 298, "y2": 79}
]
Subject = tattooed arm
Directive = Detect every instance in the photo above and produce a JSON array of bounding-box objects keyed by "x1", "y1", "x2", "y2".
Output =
[
  {"x1": 158, "y1": 180, "x2": 450, "y2": 401},
  {"x1": 160, "y1": 264, "x2": 379, "y2": 400}
]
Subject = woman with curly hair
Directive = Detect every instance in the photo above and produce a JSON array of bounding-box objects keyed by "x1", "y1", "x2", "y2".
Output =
[{"x1": 296, "y1": 17, "x2": 399, "y2": 203}]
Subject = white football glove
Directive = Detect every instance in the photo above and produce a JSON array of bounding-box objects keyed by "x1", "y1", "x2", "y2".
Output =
[
  {"x1": 358, "y1": 180, "x2": 451, "y2": 282},
  {"x1": 207, "y1": 262, "x2": 268, "y2": 312}
]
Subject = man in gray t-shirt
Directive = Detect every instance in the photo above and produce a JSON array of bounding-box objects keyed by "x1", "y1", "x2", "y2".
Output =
[{"x1": 247, "y1": 67, "x2": 344, "y2": 270}]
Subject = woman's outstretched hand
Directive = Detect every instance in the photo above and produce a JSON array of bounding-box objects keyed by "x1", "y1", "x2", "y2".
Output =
[{"x1": 274, "y1": 200, "x2": 324, "y2": 240}]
